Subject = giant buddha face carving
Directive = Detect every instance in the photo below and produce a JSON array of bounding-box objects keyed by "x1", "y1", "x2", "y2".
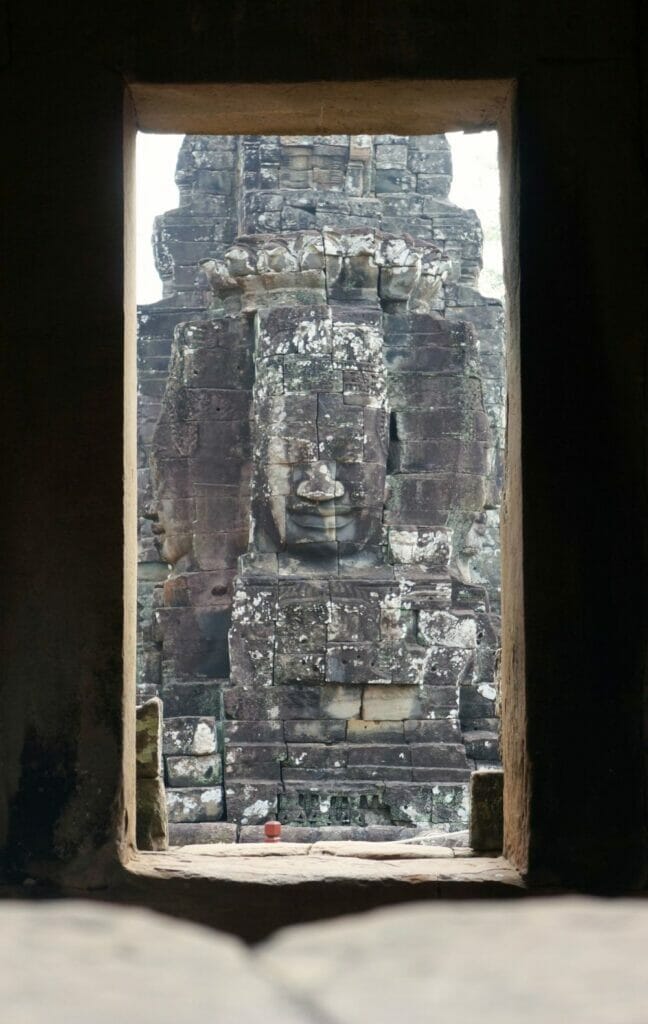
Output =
[
  {"x1": 251, "y1": 306, "x2": 389, "y2": 562},
  {"x1": 284, "y1": 457, "x2": 386, "y2": 554}
]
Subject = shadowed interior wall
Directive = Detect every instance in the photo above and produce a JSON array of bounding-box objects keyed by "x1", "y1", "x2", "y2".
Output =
[{"x1": 1, "y1": 0, "x2": 646, "y2": 891}]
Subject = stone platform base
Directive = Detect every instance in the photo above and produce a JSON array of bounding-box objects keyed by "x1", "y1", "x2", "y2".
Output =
[
  {"x1": 239, "y1": 824, "x2": 469, "y2": 846},
  {"x1": 169, "y1": 821, "x2": 469, "y2": 846}
]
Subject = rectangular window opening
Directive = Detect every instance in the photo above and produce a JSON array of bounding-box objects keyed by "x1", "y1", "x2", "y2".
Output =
[{"x1": 128, "y1": 87, "x2": 517, "y2": 873}]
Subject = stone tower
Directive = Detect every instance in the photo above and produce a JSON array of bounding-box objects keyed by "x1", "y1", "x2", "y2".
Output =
[{"x1": 137, "y1": 135, "x2": 504, "y2": 844}]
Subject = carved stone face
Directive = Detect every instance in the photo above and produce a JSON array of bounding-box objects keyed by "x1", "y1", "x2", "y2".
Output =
[
  {"x1": 283, "y1": 458, "x2": 386, "y2": 554},
  {"x1": 251, "y1": 308, "x2": 389, "y2": 561}
]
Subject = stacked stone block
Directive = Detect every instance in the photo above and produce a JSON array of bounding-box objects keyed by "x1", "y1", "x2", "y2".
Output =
[
  {"x1": 150, "y1": 134, "x2": 482, "y2": 303},
  {"x1": 137, "y1": 134, "x2": 505, "y2": 841},
  {"x1": 135, "y1": 697, "x2": 168, "y2": 850},
  {"x1": 164, "y1": 715, "x2": 223, "y2": 824}
]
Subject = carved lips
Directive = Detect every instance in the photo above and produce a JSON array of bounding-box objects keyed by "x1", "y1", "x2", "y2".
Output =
[
  {"x1": 286, "y1": 500, "x2": 357, "y2": 540},
  {"x1": 285, "y1": 462, "x2": 364, "y2": 544}
]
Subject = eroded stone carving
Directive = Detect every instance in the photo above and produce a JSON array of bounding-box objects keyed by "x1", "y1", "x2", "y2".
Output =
[
  {"x1": 136, "y1": 698, "x2": 168, "y2": 850},
  {"x1": 198, "y1": 230, "x2": 489, "y2": 828},
  {"x1": 138, "y1": 135, "x2": 505, "y2": 840}
]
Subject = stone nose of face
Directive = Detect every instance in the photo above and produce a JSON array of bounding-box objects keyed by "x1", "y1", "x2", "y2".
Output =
[{"x1": 296, "y1": 464, "x2": 344, "y2": 502}]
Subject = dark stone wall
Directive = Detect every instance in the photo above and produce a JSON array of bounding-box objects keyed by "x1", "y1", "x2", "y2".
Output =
[{"x1": 1, "y1": 0, "x2": 646, "y2": 890}]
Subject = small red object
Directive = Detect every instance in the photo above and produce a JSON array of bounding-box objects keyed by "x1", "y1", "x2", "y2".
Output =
[{"x1": 264, "y1": 821, "x2": 282, "y2": 843}]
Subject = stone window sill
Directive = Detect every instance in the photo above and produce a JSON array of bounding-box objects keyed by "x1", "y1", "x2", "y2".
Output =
[{"x1": 126, "y1": 842, "x2": 522, "y2": 887}]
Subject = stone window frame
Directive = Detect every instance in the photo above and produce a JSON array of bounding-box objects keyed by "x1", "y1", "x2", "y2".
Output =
[{"x1": 122, "y1": 78, "x2": 524, "y2": 873}]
